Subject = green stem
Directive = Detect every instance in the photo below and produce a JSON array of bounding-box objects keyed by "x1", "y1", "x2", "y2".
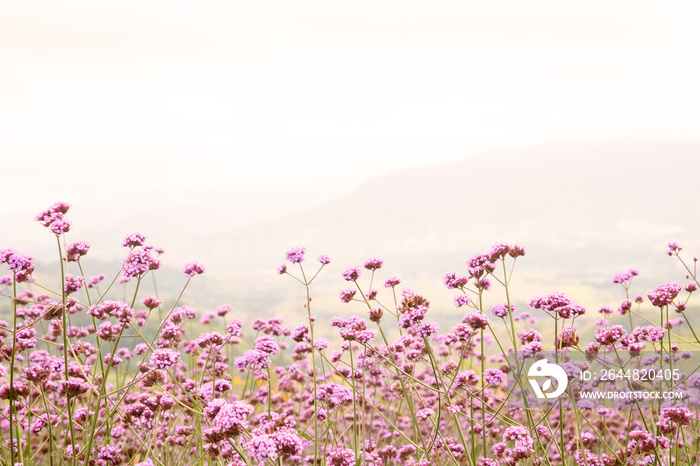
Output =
[
  {"x1": 349, "y1": 345, "x2": 358, "y2": 463},
  {"x1": 57, "y1": 235, "x2": 77, "y2": 466},
  {"x1": 9, "y1": 273, "x2": 17, "y2": 466},
  {"x1": 299, "y1": 264, "x2": 319, "y2": 460}
]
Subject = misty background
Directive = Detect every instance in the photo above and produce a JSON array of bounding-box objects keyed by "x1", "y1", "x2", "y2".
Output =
[{"x1": 1, "y1": 1, "x2": 699, "y2": 339}]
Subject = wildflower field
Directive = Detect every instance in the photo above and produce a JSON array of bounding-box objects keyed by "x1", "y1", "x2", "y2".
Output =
[{"x1": 1, "y1": 203, "x2": 699, "y2": 466}]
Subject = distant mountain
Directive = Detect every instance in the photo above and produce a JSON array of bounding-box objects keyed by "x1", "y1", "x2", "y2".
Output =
[
  {"x1": 201, "y1": 139, "x2": 698, "y2": 279},
  {"x1": 4, "y1": 140, "x2": 699, "y2": 338}
]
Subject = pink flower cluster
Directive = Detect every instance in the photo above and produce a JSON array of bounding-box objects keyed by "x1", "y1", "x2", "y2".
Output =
[
  {"x1": 0, "y1": 248, "x2": 35, "y2": 283},
  {"x1": 647, "y1": 282, "x2": 681, "y2": 307},
  {"x1": 2, "y1": 207, "x2": 700, "y2": 466},
  {"x1": 122, "y1": 247, "x2": 162, "y2": 279},
  {"x1": 529, "y1": 292, "x2": 586, "y2": 319},
  {"x1": 35, "y1": 202, "x2": 72, "y2": 234}
]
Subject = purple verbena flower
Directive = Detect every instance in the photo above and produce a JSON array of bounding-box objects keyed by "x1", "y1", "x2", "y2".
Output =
[
  {"x1": 49, "y1": 219, "x2": 71, "y2": 234},
  {"x1": 245, "y1": 434, "x2": 279, "y2": 463},
  {"x1": 252, "y1": 317, "x2": 289, "y2": 336},
  {"x1": 226, "y1": 319, "x2": 243, "y2": 337},
  {"x1": 182, "y1": 261, "x2": 205, "y2": 277},
  {"x1": 235, "y1": 350, "x2": 272, "y2": 378},
  {"x1": 96, "y1": 321, "x2": 125, "y2": 341},
  {"x1": 617, "y1": 299, "x2": 632, "y2": 316},
  {"x1": 339, "y1": 289, "x2": 356, "y2": 303},
  {"x1": 342, "y1": 266, "x2": 361, "y2": 281},
  {"x1": 529, "y1": 292, "x2": 585, "y2": 319},
  {"x1": 491, "y1": 303, "x2": 515, "y2": 318},
  {"x1": 489, "y1": 243, "x2": 512, "y2": 261},
  {"x1": 88, "y1": 300, "x2": 134, "y2": 323},
  {"x1": 384, "y1": 276, "x2": 401, "y2": 288},
  {"x1": 0, "y1": 249, "x2": 35, "y2": 282},
  {"x1": 150, "y1": 349, "x2": 181, "y2": 369},
  {"x1": 454, "y1": 295, "x2": 472, "y2": 308},
  {"x1": 462, "y1": 312, "x2": 490, "y2": 330},
  {"x1": 60, "y1": 377, "x2": 90, "y2": 397},
  {"x1": 364, "y1": 258, "x2": 383, "y2": 271},
  {"x1": 467, "y1": 253, "x2": 496, "y2": 278},
  {"x1": 88, "y1": 274, "x2": 105, "y2": 288},
  {"x1": 142, "y1": 295, "x2": 163, "y2": 310},
  {"x1": 292, "y1": 325, "x2": 309, "y2": 342},
  {"x1": 613, "y1": 268, "x2": 639, "y2": 284},
  {"x1": 64, "y1": 274, "x2": 84, "y2": 295},
  {"x1": 647, "y1": 283, "x2": 681, "y2": 307},
  {"x1": 216, "y1": 304, "x2": 231, "y2": 316},
  {"x1": 122, "y1": 248, "x2": 162, "y2": 278},
  {"x1": 630, "y1": 325, "x2": 666, "y2": 343},
  {"x1": 667, "y1": 242, "x2": 682, "y2": 256},
  {"x1": 122, "y1": 233, "x2": 146, "y2": 248},
  {"x1": 97, "y1": 445, "x2": 123, "y2": 465},
  {"x1": 444, "y1": 272, "x2": 469, "y2": 289},
  {"x1": 255, "y1": 336, "x2": 280, "y2": 356},
  {"x1": 326, "y1": 446, "x2": 355, "y2": 466},
  {"x1": 518, "y1": 341, "x2": 544, "y2": 359},
  {"x1": 594, "y1": 325, "x2": 627, "y2": 346},
  {"x1": 66, "y1": 241, "x2": 90, "y2": 262},
  {"x1": 35, "y1": 202, "x2": 70, "y2": 225},
  {"x1": 483, "y1": 368, "x2": 506, "y2": 386},
  {"x1": 285, "y1": 247, "x2": 306, "y2": 264},
  {"x1": 556, "y1": 327, "x2": 579, "y2": 348},
  {"x1": 314, "y1": 382, "x2": 353, "y2": 408}
]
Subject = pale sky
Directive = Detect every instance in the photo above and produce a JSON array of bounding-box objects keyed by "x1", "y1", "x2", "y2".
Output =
[{"x1": 1, "y1": 0, "x2": 699, "y2": 218}]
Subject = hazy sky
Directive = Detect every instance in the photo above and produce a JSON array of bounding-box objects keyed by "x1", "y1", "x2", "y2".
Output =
[{"x1": 1, "y1": 0, "x2": 699, "y2": 218}]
